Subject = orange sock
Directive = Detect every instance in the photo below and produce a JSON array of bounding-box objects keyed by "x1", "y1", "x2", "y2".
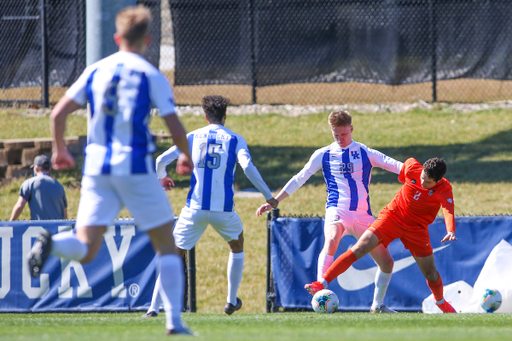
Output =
[
  {"x1": 323, "y1": 250, "x2": 357, "y2": 284},
  {"x1": 427, "y1": 273, "x2": 444, "y2": 302}
]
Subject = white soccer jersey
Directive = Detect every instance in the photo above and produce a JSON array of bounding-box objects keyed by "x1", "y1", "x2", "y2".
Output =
[
  {"x1": 65, "y1": 51, "x2": 177, "y2": 176},
  {"x1": 156, "y1": 124, "x2": 273, "y2": 212},
  {"x1": 283, "y1": 140, "x2": 403, "y2": 215}
]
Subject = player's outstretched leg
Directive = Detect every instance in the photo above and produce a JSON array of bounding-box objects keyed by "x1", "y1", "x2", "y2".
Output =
[
  {"x1": 367, "y1": 242, "x2": 395, "y2": 313},
  {"x1": 225, "y1": 251, "x2": 244, "y2": 315},
  {"x1": 146, "y1": 222, "x2": 194, "y2": 335},
  {"x1": 426, "y1": 271, "x2": 456, "y2": 313},
  {"x1": 157, "y1": 254, "x2": 194, "y2": 333},
  {"x1": 27, "y1": 230, "x2": 53, "y2": 277},
  {"x1": 304, "y1": 281, "x2": 325, "y2": 295},
  {"x1": 369, "y1": 265, "x2": 396, "y2": 313},
  {"x1": 142, "y1": 274, "x2": 163, "y2": 317},
  {"x1": 306, "y1": 249, "x2": 358, "y2": 295},
  {"x1": 317, "y1": 252, "x2": 334, "y2": 281},
  {"x1": 429, "y1": 276, "x2": 456, "y2": 313}
]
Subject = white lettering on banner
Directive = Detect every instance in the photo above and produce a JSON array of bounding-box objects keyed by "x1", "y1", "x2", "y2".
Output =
[
  {"x1": 0, "y1": 227, "x2": 13, "y2": 298},
  {"x1": 22, "y1": 227, "x2": 49, "y2": 299},
  {"x1": 104, "y1": 225, "x2": 135, "y2": 298},
  {"x1": 56, "y1": 226, "x2": 92, "y2": 298}
]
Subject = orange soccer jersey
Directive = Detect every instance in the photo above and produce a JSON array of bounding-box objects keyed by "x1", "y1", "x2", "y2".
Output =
[
  {"x1": 369, "y1": 158, "x2": 455, "y2": 256},
  {"x1": 385, "y1": 158, "x2": 455, "y2": 232}
]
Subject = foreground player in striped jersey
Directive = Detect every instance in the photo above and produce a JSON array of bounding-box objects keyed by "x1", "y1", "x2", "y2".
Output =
[
  {"x1": 257, "y1": 110, "x2": 403, "y2": 313},
  {"x1": 27, "y1": 6, "x2": 194, "y2": 335},
  {"x1": 305, "y1": 157, "x2": 458, "y2": 313},
  {"x1": 142, "y1": 95, "x2": 278, "y2": 317}
]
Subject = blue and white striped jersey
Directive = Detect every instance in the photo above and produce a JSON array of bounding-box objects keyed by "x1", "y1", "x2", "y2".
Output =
[
  {"x1": 66, "y1": 51, "x2": 177, "y2": 176},
  {"x1": 283, "y1": 140, "x2": 403, "y2": 215},
  {"x1": 156, "y1": 124, "x2": 273, "y2": 212}
]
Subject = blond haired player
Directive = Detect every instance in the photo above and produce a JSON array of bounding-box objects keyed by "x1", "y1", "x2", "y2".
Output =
[
  {"x1": 305, "y1": 157, "x2": 458, "y2": 313},
  {"x1": 257, "y1": 110, "x2": 403, "y2": 313},
  {"x1": 27, "y1": 6, "x2": 194, "y2": 335}
]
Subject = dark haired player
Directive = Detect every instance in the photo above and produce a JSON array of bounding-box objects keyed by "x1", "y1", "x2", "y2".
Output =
[
  {"x1": 305, "y1": 157, "x2": 458, "y2": 313},
  {"x1": 142, "y1": 95, "x2": 278, "y2": 317}
]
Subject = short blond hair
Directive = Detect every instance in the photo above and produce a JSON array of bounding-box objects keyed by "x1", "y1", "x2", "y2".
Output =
[
  {"x1": 115, "y1": 5, "x2": 152, "y2": 45},
  {"x1": 328, "y1": 110, "x2": 352, "y2": 128}
]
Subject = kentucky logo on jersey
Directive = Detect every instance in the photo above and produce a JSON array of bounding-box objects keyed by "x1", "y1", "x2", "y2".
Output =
[{"x1": 351, "y1": 151, "x2": 360, "y2": 159}]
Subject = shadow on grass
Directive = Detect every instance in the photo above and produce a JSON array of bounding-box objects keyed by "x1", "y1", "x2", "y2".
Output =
[
  {"x1": 57, "y1": 127, "x2": 512, "y2": 190},
  {"x1": 242, "y1": 127, "x2": 512, "y2": 189}
]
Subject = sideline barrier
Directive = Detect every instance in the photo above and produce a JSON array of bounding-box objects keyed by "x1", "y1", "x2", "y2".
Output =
[
  {"x1": 0, "y1": 219, "x2": 196, "y2": 312},
  {"x1": 266, "y1": 211, "x2": 512, "y2": 312}
]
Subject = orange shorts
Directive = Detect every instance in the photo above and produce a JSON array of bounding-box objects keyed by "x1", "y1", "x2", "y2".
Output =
[{"x1": 368, "y1": 211, "x2": 433, "y2": 257}]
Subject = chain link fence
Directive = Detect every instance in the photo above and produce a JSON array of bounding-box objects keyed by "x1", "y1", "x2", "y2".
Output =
[{"x1": 2, "y1": 0, "x2": 512, "y2": 107}]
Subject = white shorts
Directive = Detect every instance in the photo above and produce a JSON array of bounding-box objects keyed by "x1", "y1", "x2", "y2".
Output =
[
  {"x1": 76, "y1": 174, "x2": 174, "y2": 231},
  {"x1": 324, "y1": 207, "x2": 375, "y2": 239},
  {"x1": 173, "y1": 206, "x2": 243, "y2": 250}
]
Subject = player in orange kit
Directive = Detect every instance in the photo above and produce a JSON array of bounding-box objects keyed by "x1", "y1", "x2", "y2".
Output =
[{"x1": 305, "y1": 157, "x2": 458, "y2": 313}]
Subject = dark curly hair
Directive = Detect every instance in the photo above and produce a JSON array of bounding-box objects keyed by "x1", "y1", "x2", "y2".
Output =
[
  {"x1": 423, "y1": 157, "x2": 447, "y2": 182},
  {"x1": 202, "y1": 95, "x2": 230, "y2": 123}
]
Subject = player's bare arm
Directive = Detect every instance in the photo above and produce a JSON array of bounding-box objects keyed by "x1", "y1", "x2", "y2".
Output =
[{"x1": 50, "y1": 95, "x2": 82, "y2": 170}]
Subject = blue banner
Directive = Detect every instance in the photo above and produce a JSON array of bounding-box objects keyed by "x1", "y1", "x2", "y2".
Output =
[
  {"x1": 0, "y1": 220, "x2": 157, "y2": 312},
  {"x1": 271, "y1": 216, "x2": 512, "y2": 311}
]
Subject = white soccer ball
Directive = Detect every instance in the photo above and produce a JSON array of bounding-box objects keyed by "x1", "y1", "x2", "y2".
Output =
[
  {"x1": 480, "y1": 288, "x2": 502, "y2": 313},
  {"x1": 311, "y1": 289, "x2": 339, "y2": 313}
]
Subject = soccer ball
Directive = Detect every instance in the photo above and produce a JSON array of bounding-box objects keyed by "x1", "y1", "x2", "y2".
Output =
[
  {"x1": 311, "y1": 289, "x2": 339, "y2": 313},
  {"x1": 480, "y1": 288, "x2": 502, "y2": 313}
]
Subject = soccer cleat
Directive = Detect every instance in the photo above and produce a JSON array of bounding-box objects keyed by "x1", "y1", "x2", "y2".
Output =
[
  {"x1": 436, "y1": 299, "x2": 457, "y2": 313},
  {"x1": 224, "y1": 297, "x2": 243, "y2": 315},
  {"x1": 167, "y1": 326, "x2": 195, "y2": 336},
  {"x1": 304, "y1": 281, "x2": 324, "y2": 295},
  {"x1": 27, "y1": 229, "x2": 52, "y2": 278},
  {"x1": 370, "y1": 305, "x2": 398, "y2": 313},
  {"x1": 141, "y1": 311, "x2": 158, "y2": 317}
]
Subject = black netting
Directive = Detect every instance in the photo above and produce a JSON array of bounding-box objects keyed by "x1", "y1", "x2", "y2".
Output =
[
  {"x1": 2, "y1": 0, "x2": 512, "y2": 106},
  {"x1": 0, "y1": 0, "x2": 159, "y2": 106},
  {"x1": 0, "y1": 0, "x2": 85, "y2": 103},
  {"x1": 169, "y1": 0, "x2": 512, "y2": 104}
]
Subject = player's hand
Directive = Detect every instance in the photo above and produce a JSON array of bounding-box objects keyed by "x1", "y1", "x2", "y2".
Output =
[
  {"x1": 256, "y1": 203, "x2": 272, "y2": 216},
  {"x1": 441, "y1": 231, "x2": 457, "y2": 242},
  {"x1": 51, "y1": 148, "x2": 75, "y2": 170},
  {"x1": 267, "y1": 198, "x2": 279, "y2": 209},
  {"x1": 159, "y1": 176, "x2": 175, "y2": 191},
  {"x1": 176, "y1": 153, "x2": 194, "y2": 175}
]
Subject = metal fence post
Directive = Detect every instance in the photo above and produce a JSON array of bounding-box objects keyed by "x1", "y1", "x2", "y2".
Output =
[
  {"x1": 40, "y1": 0, "x2": 49, "y2": 108},
  {"x1": 429, "y1": 0, "x2": 438, "y2": 102},
  {"x1": 188, "y1": 246, "x2": 197, "y2": 313},
  {"x1": 249, "y1": 0, "x2": 257, "y2": 104},
  {"x1": 266, "y1": 208, "x2": 279, "y2": 312}
]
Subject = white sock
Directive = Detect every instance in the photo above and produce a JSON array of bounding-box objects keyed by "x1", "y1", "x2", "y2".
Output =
[
  {"x1": 227, "y1": 251, "x2": 244, "y2": 305},
  {"x1": 51, "y1": 231, "x2": 88, "y2": 261},
  {"x1": 148, "y1": 274, "x2": 163, "y2": 313},
  {"x1": 157, "y1": 254, "x2": 184, "y2": 331},
  {"x1": 319, "y1": 278, "x2": 328, "y2": 288},
  {"x1": 317, "y1": 253, "x2": 334, "y2": 281},
  {"x1": 371, "y1": 269, "x2": 392, "y2": 309}
]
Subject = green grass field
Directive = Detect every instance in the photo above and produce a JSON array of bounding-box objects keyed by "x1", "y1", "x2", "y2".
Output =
[
  {"x1": 1, "y1": 312, "x2": 511, "y2": 341},
  {"x1": 1, "y1": 107, "x2": 512, "y2": 315}
]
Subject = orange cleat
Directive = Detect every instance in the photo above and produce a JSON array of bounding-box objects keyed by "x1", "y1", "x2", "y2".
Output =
[
  {"x1": 436, "y1": 299, "x2": 457, "y2": 313},
  {"x1": 304, "y1": 281, "x2": 324, "y2": 295}
]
